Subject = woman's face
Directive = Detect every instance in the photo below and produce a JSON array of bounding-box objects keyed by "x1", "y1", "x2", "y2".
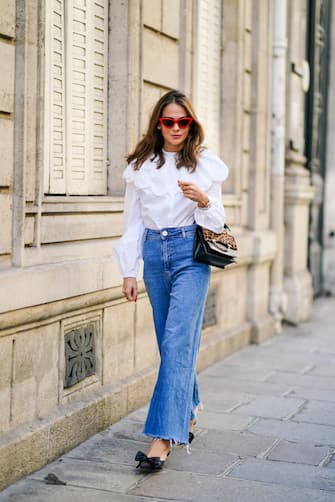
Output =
[{"x1": 160, "y1": 103, "x2": 192, "y2": 152}]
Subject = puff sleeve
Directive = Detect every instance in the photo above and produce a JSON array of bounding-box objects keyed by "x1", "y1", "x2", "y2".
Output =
[
  {"x1": 193, "y1": 151, "x2": 229, "y2": 233},
  {"x1": 113, "y1": 170, "x2": 145, "y2": 278}
]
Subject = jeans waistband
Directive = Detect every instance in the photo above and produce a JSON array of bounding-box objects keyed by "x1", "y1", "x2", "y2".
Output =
[{"x1": 144, "y1": 224, "x2": 197, "y2": 240}]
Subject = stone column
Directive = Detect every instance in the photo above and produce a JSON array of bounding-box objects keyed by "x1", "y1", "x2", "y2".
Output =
[
  {"x1": 283, "y1": 0, "x2": 314, "y2": 323},
  {"x1": 247, "y1": 0, "x2": 276, "y2": 343},
  {"x1": 323, "y1": 2, "x2": 335, "y2": 295},
  {"x1": 284, "y1": 153, "x2": 314, "y2": 323},
  {"x1": 270, "y1": 0, "x2": 287, "y2": 331}
]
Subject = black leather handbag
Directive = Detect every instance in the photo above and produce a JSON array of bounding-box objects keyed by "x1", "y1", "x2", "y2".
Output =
[{"x1": 193, "y1": 224, "x2": 238, "y2": 269}]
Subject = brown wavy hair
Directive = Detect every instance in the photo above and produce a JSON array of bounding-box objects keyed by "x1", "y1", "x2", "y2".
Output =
[{"x1": 126, "y1": 90, "x2": 205, "y2": 172}]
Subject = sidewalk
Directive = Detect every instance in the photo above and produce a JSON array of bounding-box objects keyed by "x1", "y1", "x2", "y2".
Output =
[{"x1": 1, "y1": 297, "x2": 335, "y2": 502}]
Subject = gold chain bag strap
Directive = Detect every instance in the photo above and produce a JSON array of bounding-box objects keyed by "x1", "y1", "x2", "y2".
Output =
[{"x1": 193, "y1": 224, "x2": 238, "y2": 269}]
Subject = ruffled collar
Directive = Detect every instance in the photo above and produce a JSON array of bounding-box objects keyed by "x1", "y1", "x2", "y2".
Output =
[{"x1": 122, "y1": 149, "x2": 228, "y2": 196}]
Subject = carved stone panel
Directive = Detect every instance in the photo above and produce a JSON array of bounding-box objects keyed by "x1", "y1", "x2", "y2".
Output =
[{"x1": 64, "y1": 323, "x2": 96, "y2": 388}]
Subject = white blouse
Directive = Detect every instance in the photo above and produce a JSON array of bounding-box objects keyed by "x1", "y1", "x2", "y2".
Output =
[{"x1": 114, "y1": 149, "x2": 229, "y2": 277}]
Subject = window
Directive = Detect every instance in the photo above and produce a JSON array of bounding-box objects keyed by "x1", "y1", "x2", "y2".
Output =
[{"x1": 44, "y1": 0, "x2": 108, "y2": 195}]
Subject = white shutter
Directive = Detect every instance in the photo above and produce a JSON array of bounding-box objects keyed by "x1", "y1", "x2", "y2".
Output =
[
  {"x1": 196, "y1": 0, "x2": 222, "y2": 155},
  {"x1": 45, "y1": 0, "x2": 108, "y2": 195},
  {"x1": 45, "y1": 0, "x2": 67, "y2": 194},
  {"x1": 88, "y1": 0, "x2": 108, "y2": 194},
  {"x1": 66, "y1": 0, "x2": 89, "y2": 194}
]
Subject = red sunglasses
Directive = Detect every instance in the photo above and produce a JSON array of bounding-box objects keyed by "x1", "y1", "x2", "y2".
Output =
[{"x1": 159, "y1": 117, "x2": 193, "y2": 129}]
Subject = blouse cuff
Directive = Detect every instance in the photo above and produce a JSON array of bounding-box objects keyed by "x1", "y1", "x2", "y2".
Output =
[
  {"x1": 194, "y1": 196, "x2": 225, "y2": 234},
  {"x1": 114, "y1": 239, "x2": 141, "y2": 278}
]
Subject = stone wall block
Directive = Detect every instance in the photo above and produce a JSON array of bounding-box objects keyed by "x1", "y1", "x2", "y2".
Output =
[
  {"x1": 162, "y1": 0, "x2": 180, "y2": 38},
  {"x1": 103, "y1": 302, "x2": 135, "y2": 385},
  {"x1": 0, "y1": 193, "x2": 12, "y2": 254},
  {"x1": 49, "y1": 400, "x2": 106, "y2": 459},
  {"x1": 0, "y1": 428, "x2": 49, "y2": 491},
  {"x1": 141, "y1": 82, "x2": 162, "y2": 133},
  {"x1": 0, "y1": 0, "x2": 16, "y2": 38},
  {"x1": 24, "y1": 215, "x2": 35, "y2": 246},
  {"x1": 11, "y1": 377, "x2": 37, "y2": 427},
  {"x1": 244, "y1": 30, "x2": 252, "y2": 72},
  {"x1": 41, "y1": 213, "x2": 123, "y2": 244},
  {"x1": 0, "y1": 336, "x2": 12, "y2": 432},
  {"x1": 248, "y1": 263, "x2": 270, "y2": 319},
  {"x1": 127, "y1": 371, "x2": 157, "y2": 413},
  {"x1": 142, "y1": 29, "x2": 178, "y2": 89},
  {"x1": 0, "y1": 387, "x2": 10, "y2": 432},
  {"x1": 134, "y1": 296, "x2": 158, "y2": 372},
  {"x1": 217, "y1": 267, "x2": 247, "y2": 331},
  {"x1": 143, "y1": 0, "x2": 161, "y2": 31},
  {"x1": 0, "y1": 41, "x2": 15, "y2": 113},
  {"x1": 37, "y1": 372, "x2": 59, "y2": 418},
  {"x1": 0, "y1": 118, "x2": 13, "y2": 186},
  {"x1": 103, "y1": 386, "x2": 128, "y2": 426},
  {"x1": 11, "y1": 324, "x2": 59, "y2": 425}
]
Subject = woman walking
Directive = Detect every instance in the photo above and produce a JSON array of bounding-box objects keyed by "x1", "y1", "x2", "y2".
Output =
[{"x1": 115, "y1": 90, "x2": 228, "y2": 471}]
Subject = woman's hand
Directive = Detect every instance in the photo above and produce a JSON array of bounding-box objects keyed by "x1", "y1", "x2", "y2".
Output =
[
  {"x1": 122, "y1": 277, "x2": 138, "y2": 302},
  {"x1": 177, "y1": 181, "x2": 209, "y2": 208}
]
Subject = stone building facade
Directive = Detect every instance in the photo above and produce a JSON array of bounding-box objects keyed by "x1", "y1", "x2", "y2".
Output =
[{"x1": 0, "y1": 0, "x2": 333, "y2": 490}]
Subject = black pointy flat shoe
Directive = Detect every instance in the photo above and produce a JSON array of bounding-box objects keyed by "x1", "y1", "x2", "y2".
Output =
[
  {"x1": 189, "y1": 431, "x2": 195, "y2": 444},
  {"x1": 135, "y1": 451, "x2": 166, "y2": 471}
]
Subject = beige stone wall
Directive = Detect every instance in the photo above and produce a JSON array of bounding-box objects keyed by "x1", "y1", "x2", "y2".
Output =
[{"x1": 0, "y1": 0, "x2": 15, "y2": 267}]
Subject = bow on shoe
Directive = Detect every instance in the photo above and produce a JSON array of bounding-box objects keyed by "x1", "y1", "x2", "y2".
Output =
[{"x1": 135, "y1": 451, "x2": 164, "y2": 470}]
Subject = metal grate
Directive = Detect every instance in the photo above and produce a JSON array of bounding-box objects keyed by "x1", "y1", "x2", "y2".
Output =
[
  {"x1": 202, "y1": 288, "x2": 217, "y2": 328},
  {"x1": 64, "y1": 323, "x2": 96, "y2": 388}
]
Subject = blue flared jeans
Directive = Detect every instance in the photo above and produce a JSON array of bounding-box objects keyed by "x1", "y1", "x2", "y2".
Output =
[{"x1": 142, "y1": 224, "x2": 210, "y2": 444}]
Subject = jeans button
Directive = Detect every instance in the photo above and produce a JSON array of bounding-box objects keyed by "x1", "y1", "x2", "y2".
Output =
[{"x1": 161, "y1": 230, "x2": 168, "y2": 237}]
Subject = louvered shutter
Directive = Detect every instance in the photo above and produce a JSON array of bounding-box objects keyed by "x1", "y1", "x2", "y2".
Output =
[
  {"x1": 89, "y1": 0, "x2": 108, "y2": 194},
  {"x1": 196, "y1": 0, "x2": 222, "y2": 155},
  {"x1": 45, "y1": 0, "x2": 108, "y2": 195},
  {"x1": 45, "y1": 0, "x2": 67, "y2": 193}
]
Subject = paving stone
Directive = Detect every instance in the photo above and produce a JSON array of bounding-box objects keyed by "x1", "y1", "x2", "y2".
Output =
[
  {"x1": 130, "y1": 469, "x2": 335, "y2": 501},
  {"x1": 233, "y1": 395, "x2": 305, "y2": 419},
  {"x1": 197, "y1": 410, "x2": 254, "y2": 431},
  {"x1": 261, "y1": 332, "x2": 320, "y2": 353},
  {"x1": 102, "y1": 419, "x2": 149, "y2": 444},
  {"x1": 198, "y1": 387, "x2": 254, "y2": 412},
  {"x1": 67, "y1": 437, "x2": 148, "y2": 466},
  {"x1": 307, "y1": 362, "x2": 335, "y2": 378},
  {"x1": 192, "y1": 429, "x2": 276, "y2": 458},
  {"x1": 222, "y1": 348, "x2": 318, "y2": 373},
  {"x1": 267, "y1": 439, "x2": 331, "y2": 465},
  {"x1": 200, "y1": 375, "x2": 291, "y2": 396},
  {"x1": 248, "y1": 418, "x2": 335, "y2": 446},
  {"x1": 201, "y1": 363, "x2": 275, "y2": 382},
  {"x1": 166, "y1": 446, "x2": 237, "y2": 475},
  {"x1": 0, "y1": 481, "x2": 153, "y2": 502},
  {"x1": 287, "y1": 387, "x2": 335, "y2": 403},
  {"x1": 268, "y1": 371, "x2": 335, "y2": 390},
  {"x1": 228, "y1": 457, "x2": 335, "y2": 492},
  {"x1": 325, "y1": 453, "x2": 335, "y2": 469},
  {"x1": 292, "y1": 401, "x2": 335, "y2": 427},
  {"x1": 30, "y1": 457, "x2": 145, "y2": 494}
]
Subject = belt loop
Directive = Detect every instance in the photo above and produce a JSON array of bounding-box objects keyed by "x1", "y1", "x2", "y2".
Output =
[
  {"x1": 144, "y1": 229, "x2": 148, "y2": 240},
  {"x1": 182, "y1": 228, "x2": 186, "y2": 239}
]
